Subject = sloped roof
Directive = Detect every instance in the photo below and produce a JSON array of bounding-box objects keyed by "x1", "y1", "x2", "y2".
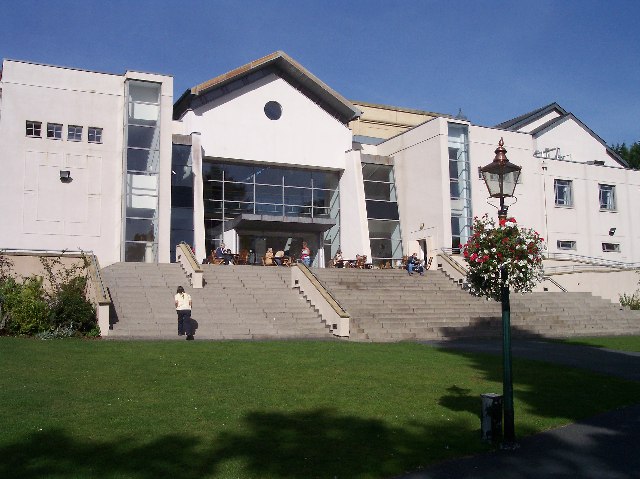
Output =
[
  {"x1": 173, "y1": 51, "x2": 361, "y2": 123},
  {"x1": 530, "y1": 113, "x2": 628, "y2": 167},
  {"x1": 495, "y1": 102, "x2": 568, "y2": 131}
]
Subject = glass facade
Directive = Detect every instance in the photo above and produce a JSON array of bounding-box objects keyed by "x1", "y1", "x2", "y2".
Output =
[
  {"x1": 122, "y1": 81, "x2": 162, "y2": 262},
  {"x1": 362, "y1": 163, "x2": 402, "y2": 267},
  {"x1": 448, "y1": 124, "x2": 472, "y2": 251},
  {"x1": 170, "y1": 144, "x2": 194, "y2": 262},
  {"x1": 202, "y1": 160, "x2": 340, "y2": 265}
]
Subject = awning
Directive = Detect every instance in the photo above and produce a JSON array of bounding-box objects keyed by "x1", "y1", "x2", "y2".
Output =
[{"x1": 223, "y1": 214, "x2": 336, "y2": 234}]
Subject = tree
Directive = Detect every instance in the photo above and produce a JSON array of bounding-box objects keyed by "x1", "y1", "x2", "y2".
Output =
[{"x1": 610, "y1": 142, "x2": 640, "y2": 169}]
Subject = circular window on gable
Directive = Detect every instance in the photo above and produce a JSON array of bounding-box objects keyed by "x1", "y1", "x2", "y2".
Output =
[{"x1": 264, "y1": 101, "x2": 283, "y2": 120}]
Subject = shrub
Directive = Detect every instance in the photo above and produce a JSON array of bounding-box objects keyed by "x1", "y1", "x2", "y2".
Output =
[
  {"x1": 0, "y1": 276, "x2": 50, "y2": 335},
  {"x1": 0, "y1": 254, "x2": 97, "y2": 337},
  {"x1": 619, "y1": 292, "x2": 640, "y2": 310}
]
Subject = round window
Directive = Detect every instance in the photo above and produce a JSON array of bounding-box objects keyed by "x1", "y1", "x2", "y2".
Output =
[{"x1": 264, "y1": 101, "x2": 282, "y2": 120}]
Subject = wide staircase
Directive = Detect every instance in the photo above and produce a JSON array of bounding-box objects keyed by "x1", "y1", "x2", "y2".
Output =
[
  {"x1": 101, "y1": 263, "x2": 333, "y2": 340},
  {"x1": 311, "y1": 268, "x2": 640, "y2": 341},
  {"x1": 101, "y1": 262, "x2": 640, "y2": 341}
]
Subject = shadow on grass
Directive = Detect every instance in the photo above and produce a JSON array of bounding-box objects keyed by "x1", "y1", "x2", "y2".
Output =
[
  {"x1": 0, "y1": 409, "x2": 485, "y2": 479},
  {"x1": 434, "y1": 323, "x2": 640, "y2": 436}
]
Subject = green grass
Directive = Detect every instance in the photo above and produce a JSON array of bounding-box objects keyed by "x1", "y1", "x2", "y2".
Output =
[
  {"x1": 553, "y1": 335, "x2": 640, "y2": 352},
  {"x1": 1, "y1": 338, "x2": 639, "y2": 479}
]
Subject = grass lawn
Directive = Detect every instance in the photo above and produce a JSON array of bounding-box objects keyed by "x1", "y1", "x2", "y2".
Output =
[
  {"x1": 1, "y1": 338, "x2": 640, "y2": 479},
  {"x1": 553, "y1": 335, "x2": 640, "y2": 353}
]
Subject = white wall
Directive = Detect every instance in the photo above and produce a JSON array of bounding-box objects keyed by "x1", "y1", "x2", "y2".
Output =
[
  {"x1": 180, "y1": 74, "x2": 352, "y2": 170},
  {"x1": 340, "y1": 150, "x2": 370, "y2": 259},
  {"x1": 0, "y1": 60, "x2": 173, "y2": 266},
  {"x1": 377, "y1": 118, "x2": 448, "y2": 256}
]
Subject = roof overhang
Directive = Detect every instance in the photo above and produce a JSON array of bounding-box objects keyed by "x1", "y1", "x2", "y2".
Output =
[{"x1": 221, "y1": 214, "x2": 337, "y2": 234}]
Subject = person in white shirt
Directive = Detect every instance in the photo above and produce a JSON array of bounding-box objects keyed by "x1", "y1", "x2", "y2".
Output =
[{"x1": 174, "y1": 286, "x2": 194, "y2": 340}]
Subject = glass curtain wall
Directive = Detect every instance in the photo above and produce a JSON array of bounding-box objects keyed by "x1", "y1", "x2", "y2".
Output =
[
  {"x1": 362, "y1": 163, "x2": 402, "y2": 267},
  {"x1": 202, "y1": 160, "x2": 340, "y2": 264},
  {"x1": 170, "y1": 144, "x2": 194, "y2": 262},
  {"x1": 122, "y1": 81, "x2": 162, "y2": 262},
  {"x1": 448, "y1": 124, "x2": 472, "y2": 251}
]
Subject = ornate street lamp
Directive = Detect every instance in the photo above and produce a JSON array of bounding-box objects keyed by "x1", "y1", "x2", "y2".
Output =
[
  {"x1": 480, "y1": 138, "x2": 521, "y2": 220},
  {"x1": 480, "y1": 138, "x2": 521, "y2": 447}
]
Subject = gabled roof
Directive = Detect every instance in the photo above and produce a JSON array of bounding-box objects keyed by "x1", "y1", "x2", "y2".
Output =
[
  {"x1": 528, "y1": 112, "x2": 628, "y2": 168},
  {"x1": 173, "y1": 51, "x2": 361, "y2": 123},
  {"x1": 495, "y1": 102, "x2": 568, "y2": 131}
]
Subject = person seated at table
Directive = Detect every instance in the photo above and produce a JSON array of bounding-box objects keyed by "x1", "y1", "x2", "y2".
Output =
[
  {"x1": 215, "y1": 243, "x2": 229, "y2": 264},
  {"x1": 300, "y1": 242, "x2": 312, "y2": 267},
  {"x1": 264, "y1": 247, "x2": 275, "y2": 266},
  {"x1": 224, "y1": 248, "x2": 235, "y2": 265},
  {"x1": 332, "y1": 249, "x2": 344, "y2": 268},
  {"x1": 407, "y1": 253, "x2": 424, "y2": 276},
  {"x1": 274, "y1": 249, "x2": 285, "y2": 266}
]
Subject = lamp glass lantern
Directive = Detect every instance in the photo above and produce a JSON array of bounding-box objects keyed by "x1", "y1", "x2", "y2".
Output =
[{"x1": 480, "y1": 138, "x2": 521, "y2": 205}]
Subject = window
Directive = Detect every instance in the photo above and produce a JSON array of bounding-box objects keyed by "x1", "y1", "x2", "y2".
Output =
[
  {"x1": 554, "y1": 179, "x2": 573, "y2": 207},
  {"x1": 602, "y1": 242, "x2": 620, "y2": 253},
  {"x1": 67, "y1": 125, "x2": 83, "y2": 142},
  {"x1": 47, "y1": 123, "x2": 62, "y2": 140},
  {"x1": 26, "y1": 121, "x2": 42, "y2": 137},
  {"x1": 599, "y1": 184, "x2": 616, "y2": 211},
  {"x1": 557, "y1": 240, "x2": 576, "y2": 250},
  {"x1": 264, "y1": 101, "x2": 282, "y2": 120},
  {"x1": 88, "y1": 127, "x2": 103, "y2": 143}
]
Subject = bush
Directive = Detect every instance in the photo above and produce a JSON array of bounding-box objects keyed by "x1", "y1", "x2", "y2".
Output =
[
  {"x1": 0, "y1": 277, "x2": 50, "y2": 335},
  {"x1": 619, "y1": 292, "x2": 640, "y2": 310},
  {"x1": 0, "y1": 254, "x2": 97, "y2": 337}
]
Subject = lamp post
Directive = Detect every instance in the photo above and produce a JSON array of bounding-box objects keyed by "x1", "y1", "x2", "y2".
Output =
[{"x1": 480, "y1": 138, "x2": 522, "y2": 447}]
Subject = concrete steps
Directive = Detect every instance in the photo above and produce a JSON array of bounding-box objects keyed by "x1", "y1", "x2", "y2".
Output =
[
  {"x1": 101, "y1": 263, "x2": 334, "y2": 340},
  {"x1": 311, "y1": 268, "x2": 640, "y2": 341}
]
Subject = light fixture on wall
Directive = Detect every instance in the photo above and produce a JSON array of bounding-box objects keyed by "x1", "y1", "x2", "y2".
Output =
[
  {"x1": 609, "y1": 227, "x2": 616, "y2": 236},
  {"x1": 59, "y1": 170, "x2": 72, "y2": 183}
]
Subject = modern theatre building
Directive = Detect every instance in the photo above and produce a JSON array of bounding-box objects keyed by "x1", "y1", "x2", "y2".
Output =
[{"x1": 1, "y1": 51, "x2": 638, "y2": 274}]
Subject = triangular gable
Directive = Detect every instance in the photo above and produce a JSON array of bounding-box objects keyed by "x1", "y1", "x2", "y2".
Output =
[
  {"x1": 530, "y1": 113, "x2": 628, "y2": 168},
  {"x1": 173, "y1": 51, "x2": 361, "y2": 124}
]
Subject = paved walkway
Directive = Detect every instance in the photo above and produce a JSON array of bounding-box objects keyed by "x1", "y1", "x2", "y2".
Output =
[{"x1": 395, "y1": 339, "x2": 640, "y2": 479}]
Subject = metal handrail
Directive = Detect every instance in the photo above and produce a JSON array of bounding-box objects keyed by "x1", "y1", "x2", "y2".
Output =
[
  {"x1": 541, "y1": 276, "x2": 568, "y2": 292},
  {"x1": 438, "y1": 249, "x2": 468, "y2": 276},
  {"x1": 544, "y1": 252, "x2": 640, "y2": 269},
  {"x1": 86, "y1": 253, "x2": 111, "y2": 303}
]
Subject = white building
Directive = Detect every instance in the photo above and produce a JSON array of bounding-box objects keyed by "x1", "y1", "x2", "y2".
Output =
[{"x1": 1, "y1": 52, "x2": 638, "y2": 280}]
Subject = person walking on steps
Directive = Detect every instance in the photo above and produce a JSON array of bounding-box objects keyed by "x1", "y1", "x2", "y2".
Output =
[{"x1": 175, "y1": 286, "x2": 194, "y2": 340}]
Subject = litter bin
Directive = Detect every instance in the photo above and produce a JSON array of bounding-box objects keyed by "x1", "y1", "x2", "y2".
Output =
[{"x1": 481, "y1": 393, "x2": 503, "y2": 442}]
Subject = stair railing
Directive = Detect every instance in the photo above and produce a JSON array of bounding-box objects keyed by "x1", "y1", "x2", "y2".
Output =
[
  {"x1": 290, "y1": 263, "x2": 350, "y2": 337},
  {"x1": 84, "y1": 253, "x2": 113, "y2": 335},
  {"x1": 176, "y1": 242, "x2": 203, "y2": 288}
]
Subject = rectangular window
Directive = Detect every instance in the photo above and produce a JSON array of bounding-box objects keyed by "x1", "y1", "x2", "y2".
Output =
[
  {"x1": 599, "y1": 184, "x2": 616, "y2": 211},
  {"x1": 554, "y1": 179, "x2": 573, "y2": 207},
  {"x1": 67, "y1": 125, "x2": 83, "y2": 142},
  {"x1": 602, "y1": 242, "x2": 620, "y2": 253},
  {"x1": 557, "y1": 240, "x2": 576, "y2": 250},
  {"x1": 47, "y1": 123, "x2": 62, "y2": 140},
  {"x1": 88, "y1": 126, "x2": 103, "y2": 143},
  {"x1": 26, "y1": 120, "x2": 42, "y2": 137}
]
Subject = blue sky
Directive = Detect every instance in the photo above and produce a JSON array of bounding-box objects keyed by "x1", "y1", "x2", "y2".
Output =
[{"x1": 1, "y1": 0, "x2": 638, "y2": 145}]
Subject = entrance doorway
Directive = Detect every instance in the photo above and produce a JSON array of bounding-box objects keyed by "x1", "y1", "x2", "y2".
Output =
[{"x1": 238, "y1": 232, "x2": 321, "y2": 266}]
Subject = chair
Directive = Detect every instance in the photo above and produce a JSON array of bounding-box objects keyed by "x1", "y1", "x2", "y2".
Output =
[
  {"x1": 425, "y1": 257, "x2": 433, "y2": 271},
  {"x1": 401, "y1": 255, "x2": 408, "y2": 270},
  {"x1": 211, "y1": 257, "x2": 225, "y2": 265},
  {"x1": 236, "y1": 249, "x2": 249, "y2": 265}
]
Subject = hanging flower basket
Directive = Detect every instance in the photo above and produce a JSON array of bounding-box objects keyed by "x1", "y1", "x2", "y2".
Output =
[{"x1": 462, "y1": 214, "x2": 546, "y2": 301}]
